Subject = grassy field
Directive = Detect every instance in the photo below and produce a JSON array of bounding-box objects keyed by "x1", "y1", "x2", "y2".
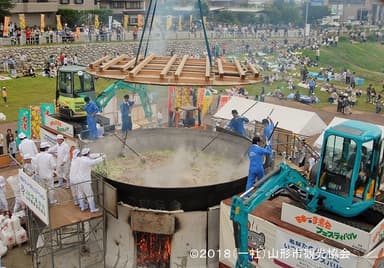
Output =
[{"x1": 0, "y1": 40, "x2": 383, "y2": 122}]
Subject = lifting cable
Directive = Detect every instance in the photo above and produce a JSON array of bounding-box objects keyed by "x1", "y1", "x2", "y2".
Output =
[
  {"x1": 144, "y1": 0, "x2": 158, "y2": 58},
  {"x1": 135, "y1": 0, "x2": 213, "y2": 69},
  {"x1": 198, "y1": 0, "x2": 213, "y2": 68},
  {"x1": 134, "y1": 0, "x2": 154, "y2": 67}
]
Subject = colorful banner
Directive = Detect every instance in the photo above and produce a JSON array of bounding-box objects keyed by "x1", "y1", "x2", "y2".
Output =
[
  {"x1": 197, "y1": 88, "x2": 205, "y2": 108},
  {"x1": 3, "y1": 16, "x2": 10, "y2": 37},
  {"x1": 167, "y1": 86, "x2": 175, "y2": 112},
  {"x1": 123, "y1": 15, "x2": 129, "y2": 29},
  {"x1": 19, "y1": 14, "x2": 26, "y2": 30},
  {"x1": 218, "y1": 95, "x2": 230, "y2": 109},
  {"x1": 17, "y1": 108, "x2": 31, "y2": 144},
  {"x1": 40, "y1": 103, "x2": 55, "y2": 126},
  {"x1": 189, "y1": 15, "x2": 193, "y2": 30},
  {"x1": 19, "y1": 169, "x2": 49, "y2": 225},
  {"x1": 178, "y1": 16, "x2": 182, "y2": 31},
  {"x1": 56, "y1": 15, "x2": 63, "y2": 31},
  {"x1": 30, "y1": 106, "x2": 41, "y2": 140},
  {"x1": 40, "y1": 14, "x2": 45, "y2": 32},
  {"x1": 174, "y1": 88, "x2": 191, "y2": 109},
  {"x1": 203, "y1": 16, "x2": 207, "y2": 28},
  {"x1": 94, "y1": 15, "x2": 99, "y2": 30},
  {"x1": 137, "y1": 15, "x2": 143, "y2": 28},
  {"x1": 201, "y1": 89, "x2": 213, "y2": 118},
  {"x1": 166, "y1": 16, "x2": 172, "y2": 31}
]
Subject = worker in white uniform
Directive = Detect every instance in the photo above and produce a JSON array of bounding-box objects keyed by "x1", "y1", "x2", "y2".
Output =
[
  {"x1": 49, "y1": 134, "x2": 70, "y2": 188},
  {"x1": 7, "y1": 175, "x2": 24, "y2": 214},
  {"x1": 0, "y1": 176, "x2": 8, "y2": 212},
  {"x1": 34, "y1": 142, "x2": 57, "y2": 204},
  {"x1": 69, "y1": 149, "x2": 81, "y2": 206},
  {"x1": 18, "y1": 132, "x2": 38, "y2": 159},
  {"x1": 22, "y1": 153, "x2": 35, "y2": 177},
  {"x1": 77, "y1": 148, "x2": 105, "y2": 213}
]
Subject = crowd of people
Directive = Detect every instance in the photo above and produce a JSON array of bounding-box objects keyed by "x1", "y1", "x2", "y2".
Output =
[{"x1": 0, "y1": 131, "x2": 105, "y2": 214}]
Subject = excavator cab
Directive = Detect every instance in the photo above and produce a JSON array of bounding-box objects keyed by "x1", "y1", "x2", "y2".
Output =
[
  {"x1": 56, "y1": 65, "x2": 96, "y2": 119},
  {"x1": 316, "y1": 120, "x2": 383, "y2": 217}
]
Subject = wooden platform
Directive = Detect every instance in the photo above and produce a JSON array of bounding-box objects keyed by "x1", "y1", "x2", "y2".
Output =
[
  {"x1": 223, "y1": 196, "x2": 364, "y2": 256},
  {"x1": 49, "y1": 202, "x2": 102, "y2": 230},
  {"x1": 86, "y1": 54, "x2": 262, "y2": 86}
]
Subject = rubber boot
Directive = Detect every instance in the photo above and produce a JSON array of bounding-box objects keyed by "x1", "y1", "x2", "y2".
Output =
[
  {"x1": 56, "y1": 177, "x2": 63, "y2": 187},
  {"x1": 79, "y1": 199, "x2": 88, "y2": 211},
  {"x1": 89, "y1": 200, "x2": 99, "y2": 213}
]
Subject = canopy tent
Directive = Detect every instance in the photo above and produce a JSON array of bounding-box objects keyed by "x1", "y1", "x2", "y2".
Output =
[
  {"x1": 313, "y1": 117, "x2": 384, "y2": 149},
  {"x1": 213, "y1": 96, "x2": 327, "y2": 137}
]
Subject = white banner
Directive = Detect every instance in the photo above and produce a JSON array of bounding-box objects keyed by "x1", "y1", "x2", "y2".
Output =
[
  {"x1": 281, "y1": 203, "x2": 376, "y2": 252},
  {"x1": 19, "y1": 169, "x2": 49, "y2": 225},
  {"x1": 275, "y1": 228, "x2": 358, "y2": 268},
  {"x1": 44, "y1": 114, "x2": 74, "y2": 137}
]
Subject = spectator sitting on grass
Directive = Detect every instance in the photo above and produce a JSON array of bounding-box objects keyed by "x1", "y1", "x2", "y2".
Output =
[{"x1": 28, "y1": 66, "x2": 36, "y2": 77}]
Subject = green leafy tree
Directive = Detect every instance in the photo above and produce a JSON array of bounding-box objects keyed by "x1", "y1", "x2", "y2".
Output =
[
  {"x1": 305, "y1": 5, "x2": 330, "y2": 25},
  {"x1": 0, "y1": 0, "x2": 14, "y2": 22},
  {"x1": 264, "y1": 0, "x2": 302, "y2": 25}
]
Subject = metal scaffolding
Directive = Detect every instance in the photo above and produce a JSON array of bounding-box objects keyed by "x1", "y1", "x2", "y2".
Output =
[{"x1": 25, "y1": 172, "x2": 106, "y2": 268}]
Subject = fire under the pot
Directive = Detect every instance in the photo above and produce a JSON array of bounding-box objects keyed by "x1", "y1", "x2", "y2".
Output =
[{"x1": 135, "y1": 232, "x2": 172, "y2": 268}]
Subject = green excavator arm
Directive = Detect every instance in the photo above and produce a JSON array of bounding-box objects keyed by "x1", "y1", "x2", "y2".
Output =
[
  {"x1": 95, "y1": 80, "x2": 153, "y2": 119},
  {"x1": 230, "y1": 163, "x2": 319, "y2": 268}
]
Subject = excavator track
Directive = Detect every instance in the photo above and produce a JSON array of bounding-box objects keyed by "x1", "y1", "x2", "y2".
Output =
[{"x1": 317, "y1": 201, "x2": 384, "y2": 232}]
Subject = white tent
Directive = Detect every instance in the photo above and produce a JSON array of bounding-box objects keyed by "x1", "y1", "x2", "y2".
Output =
[
  {"x1": 213, "y1": 96, "x2": 327, "y2": 136},
  {"x1": 313, "y1": 117, "x2": 384, "y2": 149}
]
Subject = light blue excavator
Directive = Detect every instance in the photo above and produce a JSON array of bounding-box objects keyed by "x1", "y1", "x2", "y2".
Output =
[{"x1": 231, "y1": 120, "x2": 384, "y2": 267}]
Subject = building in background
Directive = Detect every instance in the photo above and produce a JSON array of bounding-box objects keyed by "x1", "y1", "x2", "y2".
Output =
[{"x1": 10, "y1": 0, "x2": 99, "y2": 27}]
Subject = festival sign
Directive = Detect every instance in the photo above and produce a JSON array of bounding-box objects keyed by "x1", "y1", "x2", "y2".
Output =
[
  {"x1": 40, "y1": 103, "x2": 55, "y2": 126},
  {"x1": 44, "y1": 114, "x2": 74, "y2": 137},
  {"x1": 17, "y1": 108, "x2": 31, "y2": 139},
  {"x1": 281, "y1": 202, "x2": 384, "y2": 252},
  {"x1": 19, "y1": 169, "x2": 49, "y2": 225},
  {"x1": 274, "y1": 228, "x2": 358, "y2": 268},
  {"x1": 30, "y1": 106, "x2": 41, "y2": 139}
]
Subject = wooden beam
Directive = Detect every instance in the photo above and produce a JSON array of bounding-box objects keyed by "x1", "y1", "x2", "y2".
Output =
[
  {"x1": 119, "y1": 58, "x2": 137, "y2": 72},
  {"x1": 248, "y1": 63, "x2": 259, "y2": 78},
  {"x1": 174, "y1": 55, "x2": 189, "y2": 80},
  {"x1": 217, "y1": 58, "x2": 224, "y2": 79},
  {"x1": 99, "y1": 54, "x2": 128, "y2": 72},
  {"x1": 234, "y1": 59, "x2": 245, "y2": 80},
  {"x1": 205, "y1": 57, "x2": 211, "y2": 80},
  {"x1": 89, "y1": 55, "x2": 111, "y2": 69},
  {"x1": 160, "y1": 54, "x2": 177, "y2": 79},
  {"x1": 129, "y1": 54, "x2": 155, "y2": 78}
]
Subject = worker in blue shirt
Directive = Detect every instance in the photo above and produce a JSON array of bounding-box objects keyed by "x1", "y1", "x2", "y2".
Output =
[
  {"x1": 83, "y1": 96, "x2": 99, "y2": 140},
  {"x1": 262, "y1": 117, "x2": 274, "y2": 146},
  {"x1": 228, "y1": 109, "x2": 249, "y2": 137},
  {"x1": 120, "y1": 94, "x2": 134, "y2": 136},
  {"x1": 246, "y1": 136, "x2": 272, "y2": 194}
]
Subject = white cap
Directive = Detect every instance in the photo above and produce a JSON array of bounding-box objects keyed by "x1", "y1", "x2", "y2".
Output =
[
  {"x1": 23, "y1": 153, "x2": 32, "y2": 160},
  {"x1": 0, "y1": 176, "x2": 5, "y2": 188},
  {"x1": 72, "y1": 149, "x2": 80, "y2": 158},
  {"x1": 56, "y1": 134, "x2": 64, "y2": 140},
  {"x1": 81, "y1": 148, "x2": 90, "y2": 155},
  {"x1": 40, "y1": 142, "x2": 50, "y2": 149},
  {"x1": 18, "y1": 133, "x2": 26, "y2": 139}
]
